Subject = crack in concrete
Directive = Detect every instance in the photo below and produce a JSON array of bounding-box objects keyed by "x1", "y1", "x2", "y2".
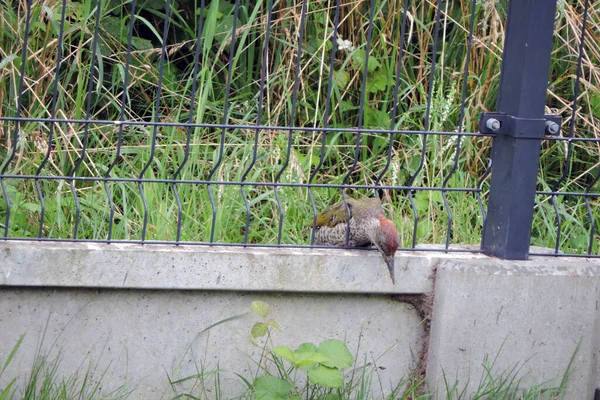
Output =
[{"x1": 391, "y1": 259, "x2": 439, "y2": 392}]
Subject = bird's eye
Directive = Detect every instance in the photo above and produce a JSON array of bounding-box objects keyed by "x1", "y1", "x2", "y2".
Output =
[{"x1": 329, "y1": 215, "x2": 335, "y2": 222}]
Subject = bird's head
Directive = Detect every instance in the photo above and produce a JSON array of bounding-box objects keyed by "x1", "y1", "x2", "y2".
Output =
[{"x1": 373, "y1": 215, "x2": 399, "y2": 283}]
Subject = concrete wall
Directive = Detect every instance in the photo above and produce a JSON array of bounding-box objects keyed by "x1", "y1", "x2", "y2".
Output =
[
  {"x1": 0, "y1": 241, "x2": 599, "y2": 398},
  {"x1": 427, "y1": 257, "x2": 600, "y2": 399}
]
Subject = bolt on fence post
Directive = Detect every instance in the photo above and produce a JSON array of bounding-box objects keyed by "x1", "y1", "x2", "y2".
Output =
[{"x1": 481, "y1": 0, "x2": 559, "y2": 259}]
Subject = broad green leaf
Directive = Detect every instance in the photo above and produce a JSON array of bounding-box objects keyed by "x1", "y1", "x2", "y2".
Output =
[
  {"x1": 307, "y1": 365, "x2": 343, "y2": 388},
  {"x1": 365, "y1": 107, "x2": 392, "y2": 128},
  {"x1": 130, "y1": 37, "x2": 153, "y2": 51},
  {"x1": 334, "y1": 70, "x2": 350, "y2": 89},
  {"x1": 22, "y1": 203, "x2": 41, "y2": 213},
  {"x1": 251, "y1": 301, "x2": 270, "y2": 317},
  {"x1": 367, "y1": 72, "x2": 389, "y2": 93},
  {"x1": 293, "y1": 351, "x2": 329, "y2": 370},
  {"x1": 295, "y1": 342, "x2": 317, "y2": 353},
  {"x1": 318, "y1": 340, "x2": 353, "y2": 369},
  {"x1": 351, "y1": 49, "x2": 380, "y2": 73},
  {"x1": 251, "y1": 322, "x2": 267, "y2": 339},
  {"x1": 253, "y1": 375, "x2": 293, "y2": 399},
  {"x1": 273, "y1": 346, "x2": 295, "y2": 363}
]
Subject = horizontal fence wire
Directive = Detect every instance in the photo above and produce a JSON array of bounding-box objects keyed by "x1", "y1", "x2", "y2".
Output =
[{"x1": 0, "y1": 0, "x2": 598, "y2": 257}]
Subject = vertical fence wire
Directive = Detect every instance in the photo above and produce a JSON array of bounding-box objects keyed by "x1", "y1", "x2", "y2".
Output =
[
  {"x1": 105, "y1": 0, "x2": 138, "y2": 243},
  {"x1": 341, "y1": 0, "x2": 377, "y2": 247},
  {"x1": 273, "y1": 0, "x2": 309, "y2": 245},
  {"x1": 172, "y1": 0, "x2": 206, "y2": 244},
  {"x1": 69, "y1": 0, "x2": 103, "y2": 239},
  {"x1": 206, "y1": 0, "x2": 241, "y2": 243},
  {"x1": 550, "y1": 0, "x2": 590, "y2": 254},
  {"x1": 241, "y1": 0, "x2": 274, "y2": 245},
  {"x1": 374, "y1": 0, "x2": 410, "y2": 189},
  {"x1": 441, "y1": 0, "x2": 478, "y2": 250},
  {"x1": 406, "y1": 0, "x2": 443, "y2": 248},
  {"x1": 35, "y1": 0, "x2": 68, "y2": 239},
  {"x1": 308, "y1": 0, "x2": 342, "y2": 245},
  {"x1": 0, "y1": 0, "x2": 33, "y2": 238},
  {"x1": 476, "y1": 144, "x2": 494, "y2": 228},
  {"x1": 138, "y1": 0, "x2": 172, "y2": 242},
  {"x1": 585, "y1": 172, "x2": 600, "y2": 255}
]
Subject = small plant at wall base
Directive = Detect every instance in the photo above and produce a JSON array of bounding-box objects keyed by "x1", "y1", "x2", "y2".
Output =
[{"x1": 248, "y1": 300, "x2": 355, "y2": 399}]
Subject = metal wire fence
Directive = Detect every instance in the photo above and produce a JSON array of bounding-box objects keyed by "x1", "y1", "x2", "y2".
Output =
[{"x1": 0, "y1": 0, "x2": 598, "y2": 257}]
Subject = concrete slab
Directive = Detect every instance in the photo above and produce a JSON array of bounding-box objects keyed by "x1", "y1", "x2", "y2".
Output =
[
  {"x1": 426, "y1": 256, "x2": 600, "y2": 399},
  {"x1": 0, "y1": 241, "x2": 446, "y2": 294},
  {"x1": 0, "y1": 288, "x2": 424, "y2": 399},
  {"x1": 2, "y1": 241, "x2": 599, "y2": 398}
]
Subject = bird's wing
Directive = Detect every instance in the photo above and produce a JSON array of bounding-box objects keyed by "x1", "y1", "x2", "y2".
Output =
[
  {"x1": 315, "y1": 200, "x2": 353, "y2": 228},
  {"x1": 347, "y1": 197, "x2": 385, "y2": 221},
  {"x1": 315, "y1": 197, "x2": 386, "y2": 228}
]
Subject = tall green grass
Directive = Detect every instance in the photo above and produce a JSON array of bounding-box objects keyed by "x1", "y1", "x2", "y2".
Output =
[{"x1": 0, "y1": 0, "x2": 598, "y2": 253}]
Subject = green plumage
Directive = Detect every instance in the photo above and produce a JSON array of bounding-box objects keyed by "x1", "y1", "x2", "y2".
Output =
[{"x1": 315, "y1": 197, "x2": 385, "y2": 228}]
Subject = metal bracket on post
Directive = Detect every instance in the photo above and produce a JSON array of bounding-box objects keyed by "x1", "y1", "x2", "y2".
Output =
[{"x1": 479, "y1": 113, "x2": 562, "y2": 138}]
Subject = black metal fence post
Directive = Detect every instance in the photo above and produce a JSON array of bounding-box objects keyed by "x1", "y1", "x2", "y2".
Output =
[{"x1": 480, "y1": 0, "x2": 559, "y2": 259}]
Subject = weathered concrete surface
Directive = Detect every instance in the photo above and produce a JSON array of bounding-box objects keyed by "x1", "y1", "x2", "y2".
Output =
[
  {"x1": 0, "y1": 241, "x2": 440, "y2": 398},
  {"x1": 2, "y1": 241, "x2": 600, "y2": 398},
  {"x1": 0, "y1": 241, "x2": 443, "y2": 294},
  {"x1": 426, "y1": 256, "x2": 600, "y2": 399},
  {"x1": 0, "y1": 289, "x2": 424, "y2": 399}
]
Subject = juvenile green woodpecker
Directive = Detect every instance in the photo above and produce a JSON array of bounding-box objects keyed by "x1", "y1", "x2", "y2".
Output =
[{"x1": 314, "y1": 197, "x2": 399, "y2": 284}]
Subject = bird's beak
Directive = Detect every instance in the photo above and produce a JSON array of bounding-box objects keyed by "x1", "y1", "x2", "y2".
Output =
[{"x1": 384, "y1": 254, "x2": 395, "y2": 284}]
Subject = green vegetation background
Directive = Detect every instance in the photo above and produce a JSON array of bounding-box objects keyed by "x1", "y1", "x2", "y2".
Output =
[{"x1": 0, "y1": 0, "x2": 598, "y2": 253}]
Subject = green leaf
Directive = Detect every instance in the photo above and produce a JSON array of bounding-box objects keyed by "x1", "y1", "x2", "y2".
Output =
[
  {"x1": 253, "y1": 376, "x2": 293, "y2": 400},
  {"x1": 318, "y1": 340, "x2": 353, "y2": 369},
  {"x1": 338, "y1": 100, "x2": 357, "y2": 113},
  {"x1": 273, "y1": 346, "x2": 295, "y2": 363},
  {"x1": 351, "y1": 49, "x2": 380, "y2": 73},
  {"x1": 414, "y1": 191, "x2": 429, "y2": 214},
  {"x1": 141, "y1": 0, "x2": 165, "y2": 10},
  {"x1": 417, "y1": 219, "x2": 433, "y2": 238},
  {"x1": 569, "y1": 233, "x2": 587, "y2": 250},
  {"x1": 22, "y1": 203, "x2": 41, "y2": 213},
  {"x1": 307, "y1": 365, "x2": 343, "y2": 388},
  {"x1": 130, "y1": 37, "x2": 153, "y2": 51},
  {"x1": 293, "y1": 351, "x2": 329, "y2": 370},
  {"x1": 365, "y1": 107, "x2": 392, "y2": 128},
  {"x1": 367, "y1": 72, "x2": 389, "y2": 93},
  {"x1": 200, "y1": 312, "x2": 249, "y2": 334},
  {"x1": 0, "y1": 380, "x2": 15, "y2": 400},
  {"x1": 251, "y1": 322, "x2": 267, "y2": 339},
  {"x1": 0, "y1": 54, "x2": 18, "y2": 70},
  {"x1": 334, "y1": 70, "x2": 350, "y2": 89},
  {"x1": 251, "y1": 301, "x2": 269, "y2": 317},
  {"x1": 2, "y1": 333, "x2": 24, "y2": 374},
  {"x1": 296, "y1": 342, "x2": 317, "y2": 353},
  {"x1": 267, "y1": 319, "x2": 280, "y2": 330},
  {"x1": 590, "y1": 95, "x2": 600, "y2": 119}
]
